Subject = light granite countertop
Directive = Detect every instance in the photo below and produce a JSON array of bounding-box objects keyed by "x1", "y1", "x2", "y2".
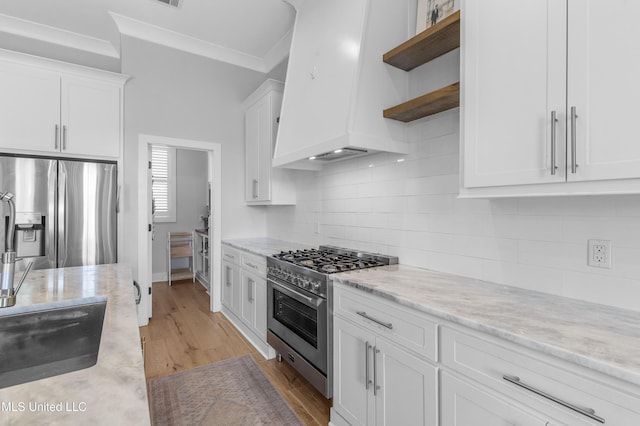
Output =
[
  {"x1": 0, "y1": 264, "x2": 149, "y2": 425},
  {"x1": 332, "y1": 264, "x2": 640, "y2": 387},
  {"x1": 222, "y1": 237, "x2": 313, "y2": 258}
]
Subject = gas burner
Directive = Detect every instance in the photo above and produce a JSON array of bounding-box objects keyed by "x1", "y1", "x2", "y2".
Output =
[
  {"x1": 272, "y1": 246, "x2": 397, "y2": 275},
  {"x1": 321, "y1": 264, "x2": 338, "y2": 273}
]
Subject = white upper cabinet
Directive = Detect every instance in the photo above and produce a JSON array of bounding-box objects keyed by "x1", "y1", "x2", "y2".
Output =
[
  {"x1": 461, "y1": 0, "x2": 640, "y2": 197},
  {"x1": 0, "y1": 61, "x2": 60, "y2": 153},
  {"x1": 273, "y1": 0, "x2": 412, "y2": 170},
  {"x1": 566, "y1": 0, "x2": 640, "y2": 182},
  {"x1": 0, "y1": 49, "x2": 127, "y2": 159},
  {"x1": 244, "y1": 79, "x2": 296, "y2": 205},
  {"x1": 60, "y1": 76, "x2": 123, "y2": 158}
]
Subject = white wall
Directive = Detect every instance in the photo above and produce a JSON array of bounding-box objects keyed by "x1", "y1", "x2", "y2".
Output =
[
  {"x1": 267, "y1": 108, "x2": 640, "y2": 312},
  {"x1": 267, "y1": 49, "x2": 640, "y2": 313},
  {"x1": 152, "y1": 148, "x2": 208, "y2": 280},
  {"x1": 120, "y1": 36, "x2": 269, "y2": 282}
]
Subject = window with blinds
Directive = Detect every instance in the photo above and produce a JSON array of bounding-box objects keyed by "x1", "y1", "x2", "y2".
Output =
[{"x1": 151, "y1": 145, "x2": 176, "y2": 222}]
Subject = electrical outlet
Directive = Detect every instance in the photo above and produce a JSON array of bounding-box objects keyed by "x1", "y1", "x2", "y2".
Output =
[{"x1": 588, "y1": 239, "x2": 612, "y2": 269}]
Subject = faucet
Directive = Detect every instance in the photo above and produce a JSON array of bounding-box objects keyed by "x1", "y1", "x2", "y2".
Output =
[{"x1": 1, "y1": 191, "x2": 33, "y2": 308}]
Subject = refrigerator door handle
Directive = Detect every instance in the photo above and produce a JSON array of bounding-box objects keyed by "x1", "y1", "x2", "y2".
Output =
[
  {"x1": 48, "y1": 162, "x2": 58, "y2": 268},
  {"x1": 57, "y1": 164, "x2": 67, "y2": 267},
  {"x1": 116, "y1": 185, "x2": 121, "y2": 214}
]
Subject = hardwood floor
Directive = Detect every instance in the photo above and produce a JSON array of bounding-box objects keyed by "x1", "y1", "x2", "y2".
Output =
[{"x1": 139, "y1": 279, "x2": 332, "y2": 425}]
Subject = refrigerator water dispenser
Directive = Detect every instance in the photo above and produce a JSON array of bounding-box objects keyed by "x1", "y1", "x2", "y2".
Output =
[{"x1": 13, "y1": 213, "x2": 45, "y2": 258}]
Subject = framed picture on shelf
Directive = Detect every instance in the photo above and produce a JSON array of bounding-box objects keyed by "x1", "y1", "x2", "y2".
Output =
[{"x1": 416, "y1": 0, "x2": 459, "y2": 34}]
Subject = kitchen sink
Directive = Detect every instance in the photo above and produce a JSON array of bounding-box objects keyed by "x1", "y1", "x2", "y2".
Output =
[{"x1": 0, "y1": 298, "x2": 107, "y2": 388}]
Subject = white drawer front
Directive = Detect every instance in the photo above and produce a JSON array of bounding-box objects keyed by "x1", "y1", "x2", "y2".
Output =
[
  {"x1": 241, "y1": 252, "x2": 266, "y2": 275},
  {"x1": 441, "y1": 326, "x2": 640, "y2": 425},
  {"x1": 222, "y1": 245, "x2": 240, "y2": 265},
  {"x1": 333, "y1": 283, "x2": 438, "y2": 362}
]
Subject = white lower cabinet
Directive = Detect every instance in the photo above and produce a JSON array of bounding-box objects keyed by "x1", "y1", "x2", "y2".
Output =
[
  {"x1": 332, "y1": 285, "x2": 438, "y2": 426},
  {"x1": 331, "y1": 282, "x2": 640, "y2": 426},
  {"x1": 441, "y1": 326, "x2": 640, "y2": 426},
  {"x1": 441, "y1": 371, "x2": 549, "y2": 426},
  {"x1": 240, "y1": 269, "x2": 266, "y2": 336},
  {"x1": 220, "y1": 244, "x2": 274, "y2": 359},
  {"x1": 221, "y1": 259, "x2": 240, "y2": 313}
]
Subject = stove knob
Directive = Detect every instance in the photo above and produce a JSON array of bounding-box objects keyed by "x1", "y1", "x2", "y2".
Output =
[
  {"x1": 311, "y1": 281, "x2": 320, "y2": 291},
  {"x1": 301, "y1": 278, "x2": 310, "y2": 289}
]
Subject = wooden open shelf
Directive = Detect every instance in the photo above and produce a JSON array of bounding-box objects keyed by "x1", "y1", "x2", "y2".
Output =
[
  {"x1": 383, "y1": 10, "x2": 460, "y2": 122},
  {"x1": 384, "y1": 82, "x2": 459, "y2": 122},
  {"x1": 383, "y1": 10, "x2": 460, "y2": 71}
]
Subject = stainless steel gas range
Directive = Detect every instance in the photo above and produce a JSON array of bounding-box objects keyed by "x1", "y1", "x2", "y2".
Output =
[{"x1": 266, "y1": 245, "x2": 398, "y2": 398}]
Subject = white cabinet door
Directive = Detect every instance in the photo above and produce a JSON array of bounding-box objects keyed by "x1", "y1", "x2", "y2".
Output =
[
  {"x1": 61, "y1": 76, "x2": 121, "y2": 158},
  {"x1": 441, "y1": 371, "x2": 549, "y2": 426},
  {"x1": 221, "y1": 260, "x2": 239, "y2": 313},
  {"x1": 333, "y1": 316, "x2": 375, "y2": 426},
  {"x1": 244, "y1": 80, "x2": 294, "y2": 205},
  {"x1": 462, "y1": 0, "x2": 567, "y2": 188},
  {"x1": 245, "y1": 94, "x2": 271, "y2": 202},
  {"x1": 0, "y1": 62, "x2": 60, "y2": 153},
  {"x1": 566, "y1": 0, "x2": 640, "y2": 182},
  {"x1": 253, "y1": 273, "x2": 268, "y2": 341},
  {"x1": 240, "y1": 270, "x2": 257, "y2": 329},
  {"x1": 375, "y1": 338, "x2": 438, "y2": 426}
]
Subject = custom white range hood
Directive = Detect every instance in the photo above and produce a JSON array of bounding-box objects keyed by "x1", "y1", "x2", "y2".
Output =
[{"x1": 273, "y1": 0, "x2": 412, "y2": 170}]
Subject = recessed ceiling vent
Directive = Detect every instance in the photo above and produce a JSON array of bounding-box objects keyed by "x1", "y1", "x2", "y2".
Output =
[{"x1": 155, "y1": 0, "x2": 182, "y2": 8}]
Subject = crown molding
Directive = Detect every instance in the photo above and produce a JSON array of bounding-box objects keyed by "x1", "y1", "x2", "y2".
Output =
[
  {"x1": 0, "y1": 13, "x2": 119, "y2": 59},
  {"x1": 0, "y1": 48, "x2": 129, "y2": 84},
  {"x1": 110, "y1": 12, "x2": 275, "y2": 73},
  {"x1": 263, "y1": 27, "x2": 292, "y2": 72}
]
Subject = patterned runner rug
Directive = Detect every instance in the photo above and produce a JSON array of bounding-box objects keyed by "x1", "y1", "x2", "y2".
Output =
[{"x1": 149, "y1": 355, "x2": 304, "y2": 425}]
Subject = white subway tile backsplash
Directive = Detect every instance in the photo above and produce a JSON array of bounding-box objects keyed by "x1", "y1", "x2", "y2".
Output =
[
  {"x1": 406, "y1": 194, "x2": 455, "y2": 214},
  {"x1": 481, "y1": 260, "x2": 563, "y2": 296},
  {"x1": 518, "y1": 240, "x2": 585, "y2": 271},
  {"x1": 561, "y1": 216, "x2": 640, "y2": 248},
  {"x1": 267, "y1": 110, "x2": 640, "y2": 312},
  {"x1": 405, "y1": 174, "x2": 459, "y2": 195},
  {"x1": 452, "y1": 197, "x2": 518, "y2": 216},
  {"x1": 458, "y1": 235, "x2": 519, "y2": 263},
  {"x1": 518, "y1": 196, "x2": 618, "y2": 217},
  {"x1": 562, "y1": 271, "x2": 640, "y2": 311}
]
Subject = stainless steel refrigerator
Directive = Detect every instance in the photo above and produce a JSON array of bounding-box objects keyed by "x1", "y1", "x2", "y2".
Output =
[{"x1": 0, "y1": 155, "x2": 117, "y2": 271}]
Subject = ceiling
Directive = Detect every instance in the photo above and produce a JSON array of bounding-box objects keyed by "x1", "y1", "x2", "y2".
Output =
[{"x1": 0, "y1": 0, "x2": 296, "y2": 73}]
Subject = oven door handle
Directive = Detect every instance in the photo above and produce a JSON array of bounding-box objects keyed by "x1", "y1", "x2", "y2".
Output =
[{"x1": 270, "y1": 279, "x2": 323, "y2": 308}]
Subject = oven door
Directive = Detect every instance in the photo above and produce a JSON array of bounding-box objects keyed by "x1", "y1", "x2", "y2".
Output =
[{"x1": 267, "y1": 277, "x2": 327, "y2": 374}]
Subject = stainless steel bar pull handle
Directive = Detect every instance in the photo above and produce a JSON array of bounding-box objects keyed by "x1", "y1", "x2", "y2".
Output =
[
  {"x1": 62, "y1": 125, "x2": 67, "y2": 150},
  {"x1": 356, "y1": 311, "x2": 393, "y2": 329},
  {"x1": 54, "y1": 124, "x2": 59, "y2": 149},
  {"x1": 503, "y1": 375, "x2": 604, "y2": 423},
  {"x1": 550, "y1": 111, "x2": 558, "y2": 175},
  {"x1": 225, "y1": 266, "x2": 231, "y2": 286},
  {"x1": 373, "y1": 346, "x2": 380, "y2": 396},
  {"x1": 365, "y1": 341, "x2": 371, "y2": 390},
  {"x1": 570, "y1": 106, "x2": 578, "y2": 174},
  {"x1": 252, "y1": 179, "x2": 258, "y2": 199}
]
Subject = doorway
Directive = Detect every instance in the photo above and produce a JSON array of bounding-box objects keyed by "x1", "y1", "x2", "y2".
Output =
[{"x1": 137, "y1": 134, "x2": 222, "y2": 322}]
